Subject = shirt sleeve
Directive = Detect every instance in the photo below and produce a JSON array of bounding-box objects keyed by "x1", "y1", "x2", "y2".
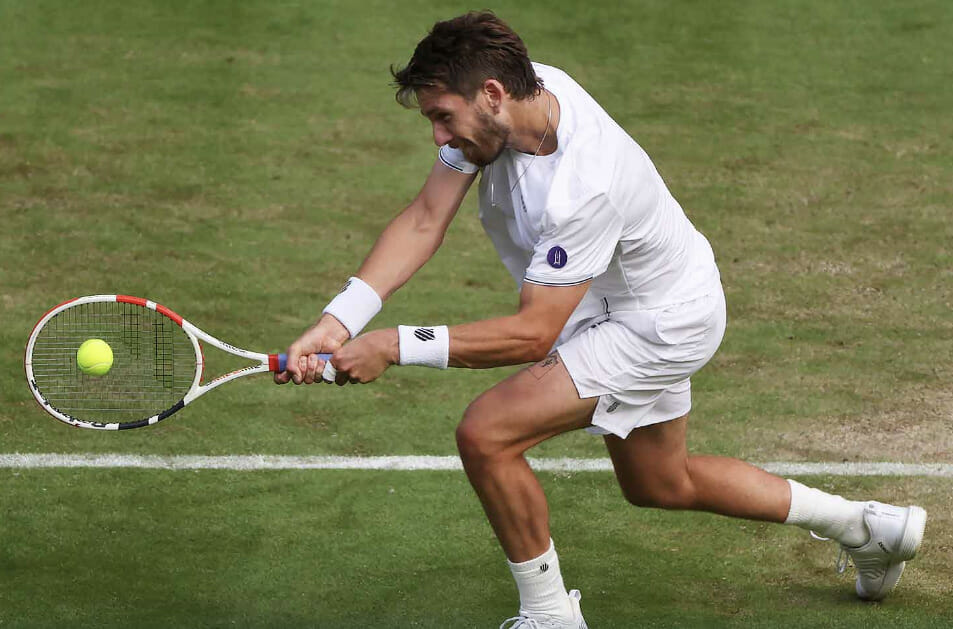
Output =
[
  {"x1": 523, "y1": 192, "x2": 623, "y2": 286},
  {"x1": 438, "y1": 145, "x2": 479, "y2": 174}
]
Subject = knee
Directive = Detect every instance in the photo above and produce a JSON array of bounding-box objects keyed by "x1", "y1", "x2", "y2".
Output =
[
  {"x1": 455, "y1": 398, "x2": 503, "y2": 465},
  {"x1": 619, "y1": 474, "x2": 697, "y2": 510}
]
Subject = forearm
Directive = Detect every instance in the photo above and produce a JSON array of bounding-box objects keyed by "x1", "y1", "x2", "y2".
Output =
[
  {"x1": 322, "y1": 202, "x2": 452, "y2": 342},
  {"x1": 447, "y1": 316, "x2": 554, "y2": 369},
  {"x1": 396, "y1": 282, "x2": 587, "y2": 371},
  {"x1": 327, "y1": 283, "x2": 587, "y2": 385},
  {"x1": 356, "y1": 205, "x2": 446, "y2": 300}
]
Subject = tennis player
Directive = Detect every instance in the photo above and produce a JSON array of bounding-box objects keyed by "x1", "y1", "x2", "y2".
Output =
[{"x1": 277, "y1": 12, "x2": 926, "y2": 627}]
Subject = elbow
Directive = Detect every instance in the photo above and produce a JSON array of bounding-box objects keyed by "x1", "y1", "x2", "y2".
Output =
[
  {"x1": 410, "y1": 214, "x2": 445, "y2": 256},
  {"x1": 526, "y1": 331, "x2": 559, "y2": 363},
  {"x1": 513, "y1": 313, "x2": 562, "y2": 363},
  {"x1": 408, "y1": 200, "x2": 446, "y2": 237}
]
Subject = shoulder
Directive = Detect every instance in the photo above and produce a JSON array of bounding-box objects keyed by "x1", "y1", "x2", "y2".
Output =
[
  {"x1": 532, "y1": 62, "x2": 570, "y2": 85},
  {"x1": 533, "y1": 65, "x2": 640, "y2": 193}
]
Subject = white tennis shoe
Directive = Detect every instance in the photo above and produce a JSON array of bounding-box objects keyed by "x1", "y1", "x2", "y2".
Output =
[
  {"x1": 499, "y1": 589, "x2": 589, "y2": 629},
  {"x1": 837, "y1": 502, "x2": 927, "y2": 601}
]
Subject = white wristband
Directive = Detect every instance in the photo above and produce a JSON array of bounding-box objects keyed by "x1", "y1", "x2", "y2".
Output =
[
  {"x1": 322, "y1": 277, "x2": 382, "y2": 338},
  {"x1": 398, "y1": 325, "x2": 449, "y2": 369}
]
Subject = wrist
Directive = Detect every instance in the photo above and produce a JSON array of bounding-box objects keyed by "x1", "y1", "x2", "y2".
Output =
[
  {"x1": 317, "y1": 313, "x2": 352, "y2": 345},
  {"x1": 386, "y1": 328, "x2": 400, "y2": 365},
  {"x1": 397, "y1": 325, "x2": 449, "y2": 369},
  {"x1": 322, "y1": 276, "x2": 382, "y2": 338}
]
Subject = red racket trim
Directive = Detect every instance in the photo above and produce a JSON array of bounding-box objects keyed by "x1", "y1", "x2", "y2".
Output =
[
  {"x1": 117, "y1": 295, "x2": 148, "y2": 307},
  {"x1": 155, "y1": 303, "x2": 184, "y2": 326}
]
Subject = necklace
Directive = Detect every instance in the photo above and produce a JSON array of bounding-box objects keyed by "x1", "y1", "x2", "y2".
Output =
[{"x1": 489, "y1": 90, "x2": 553, "y2": 208}]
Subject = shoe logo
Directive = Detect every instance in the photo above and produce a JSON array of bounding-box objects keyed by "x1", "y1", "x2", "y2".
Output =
[
  {"x1": 414, "y1": 328, "x2": 436, "y2": 341},
  {"x1": 539, "y1": 563, "x2": 549, "y2": 573},
  {"x1": 878, "y1": 541, "x2": 890, "y2": 554}
]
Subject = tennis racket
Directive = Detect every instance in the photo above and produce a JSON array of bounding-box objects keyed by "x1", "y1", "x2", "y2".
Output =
[{"x1": 25, "y1": 294, "x2": 330, "y2": 430}]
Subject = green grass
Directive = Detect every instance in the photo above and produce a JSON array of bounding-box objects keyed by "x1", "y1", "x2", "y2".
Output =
[
  {"x1": 1, "y1": 472, "x2": 951, "y2": 628},
  {"x1": 1, "y1": 0, "x2": 951, "y2": 626}
]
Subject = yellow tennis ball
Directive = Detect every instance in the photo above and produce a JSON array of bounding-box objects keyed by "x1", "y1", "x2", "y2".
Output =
[{"x1": 77, "y1": 339, "x2": 113, "y2": 376}]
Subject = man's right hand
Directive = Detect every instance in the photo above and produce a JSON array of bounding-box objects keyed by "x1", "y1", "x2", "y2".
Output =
[{"x1": 274, "y1": 314, "x2": 350, "y2": 385}]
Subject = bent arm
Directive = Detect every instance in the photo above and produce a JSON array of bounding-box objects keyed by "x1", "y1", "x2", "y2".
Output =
[
  {"x1": 356, "y1": 160, "x2": 475, "y2": 300},
  {"x1": 447, "y1": 280, "x2": 591, "y2": 368},
  {"x1": 323, "y1": 277, "x2": 590, "y2": 384},
  {"x1": 278, "y1": 160, "x2": 474, "y2": 385}
]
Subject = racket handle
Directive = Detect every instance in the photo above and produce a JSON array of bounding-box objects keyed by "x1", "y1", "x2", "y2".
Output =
[{"x1": 273, "y1": 353, "x2": 333, "y2": 372}]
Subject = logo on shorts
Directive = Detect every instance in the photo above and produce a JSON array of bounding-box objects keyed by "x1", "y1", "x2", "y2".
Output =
[
  {"x1": 606, "y1": 399, "x2": 621, "y2": 413},
  {"x1": 414, "y1": 327, "x2": 436, "y2": 341},
  {"x1": 547, "y1": 246, "x2": 567, "y2": 269}
]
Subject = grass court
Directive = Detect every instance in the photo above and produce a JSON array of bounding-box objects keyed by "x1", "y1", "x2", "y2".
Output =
[{"x1": 1, "y1": 0, "x2": 951, "y2": 626}]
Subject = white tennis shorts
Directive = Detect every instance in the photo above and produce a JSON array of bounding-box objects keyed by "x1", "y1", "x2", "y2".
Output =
[{"x1": 557, "y1": 288, "x2": 727, "y2": 439}]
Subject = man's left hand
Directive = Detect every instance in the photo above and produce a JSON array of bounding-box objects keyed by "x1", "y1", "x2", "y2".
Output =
[{"x1": 327, "y1": 328, "x2": 400, "y2": 385}]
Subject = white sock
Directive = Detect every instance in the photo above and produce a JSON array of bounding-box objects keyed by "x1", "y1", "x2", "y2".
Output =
[
  {"x1": 507, "y1": 539, "x2": 573, "y2": 619},
  {"x1": 784, "y1": 479, "x2": 869, "y2": 547}
]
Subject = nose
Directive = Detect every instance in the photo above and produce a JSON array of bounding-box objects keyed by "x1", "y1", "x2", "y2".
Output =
[{"x1": 432, "y1": 122, "x2": 453, "y2": 147}]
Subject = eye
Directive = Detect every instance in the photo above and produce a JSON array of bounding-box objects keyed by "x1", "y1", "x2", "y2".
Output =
[{"x1": 439, "y1": 113, "x2": 452, "y2": 123}]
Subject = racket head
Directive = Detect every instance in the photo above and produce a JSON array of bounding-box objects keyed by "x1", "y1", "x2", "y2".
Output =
[{"x1": 25, "y1": 295, "x2": 201, "y2": 430}]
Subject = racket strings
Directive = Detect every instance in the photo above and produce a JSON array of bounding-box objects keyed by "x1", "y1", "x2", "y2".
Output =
[{"x1": 30, "y1": 301, "x2": 196, "y2": 420}]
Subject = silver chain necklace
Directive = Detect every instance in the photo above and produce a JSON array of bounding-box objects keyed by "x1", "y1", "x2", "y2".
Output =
[{"x1": 489, "y1": 90, "x2": 553, "y2": 208}]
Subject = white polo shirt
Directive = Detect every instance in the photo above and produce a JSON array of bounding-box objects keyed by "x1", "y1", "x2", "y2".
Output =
[{"x1": 439, "y1": 63, "x2": 721, "y2": 342}]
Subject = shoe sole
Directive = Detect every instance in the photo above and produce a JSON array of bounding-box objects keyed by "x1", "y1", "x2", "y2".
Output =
[
  {"x1": 857, "y1": 562, "x2": 905, "y2": 601},
  {"x1": 898, "y1": 505, "x2": 927, "y2": 560}
]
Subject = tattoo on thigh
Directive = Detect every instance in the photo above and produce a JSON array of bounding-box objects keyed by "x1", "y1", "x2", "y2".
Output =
[{"x1": 529, "y1": 352, "x2": 560, "y2": 380}]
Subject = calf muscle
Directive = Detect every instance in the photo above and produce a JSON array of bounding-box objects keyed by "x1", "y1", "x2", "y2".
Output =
[{"x1": 456, "y1": 355, "x2": 596, "y2": 561}]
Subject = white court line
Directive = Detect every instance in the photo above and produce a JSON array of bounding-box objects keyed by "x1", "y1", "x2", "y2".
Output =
[{"x1": 0, "y1": 453, "x2": 951, "y2": 476}]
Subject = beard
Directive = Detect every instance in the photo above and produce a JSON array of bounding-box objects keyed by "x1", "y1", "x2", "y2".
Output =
[{"x1": 458, "y1": 110, "x2": 509, "y2": 167}]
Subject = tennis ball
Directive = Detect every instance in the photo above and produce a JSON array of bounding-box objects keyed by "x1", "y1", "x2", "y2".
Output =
[{"x1": 77, "y1": 339, "x2": 113, "y2": 376}]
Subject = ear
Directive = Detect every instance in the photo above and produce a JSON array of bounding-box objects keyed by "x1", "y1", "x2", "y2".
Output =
[{"x1": 481, "y1": 79, "x2": 506, "y2": 112}]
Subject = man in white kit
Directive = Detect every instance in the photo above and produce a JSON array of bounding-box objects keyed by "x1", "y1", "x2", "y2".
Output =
[{"x1": 276, "y1": 12, "x2": 926, "y2": 627}]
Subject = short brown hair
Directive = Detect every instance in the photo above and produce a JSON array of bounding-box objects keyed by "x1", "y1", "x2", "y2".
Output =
[{"x1": 391, "y1": 11, "x2": 543, "y2": 107}]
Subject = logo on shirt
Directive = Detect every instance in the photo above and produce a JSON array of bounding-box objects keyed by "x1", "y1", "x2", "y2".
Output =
[{"x1": 547, "y1": 246, "x2": 568, "y2": 269}]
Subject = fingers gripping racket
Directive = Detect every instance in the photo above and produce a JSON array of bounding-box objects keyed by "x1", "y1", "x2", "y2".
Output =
[{"x1": 25, "y1": 295, "x2": 329, "y2": 430}]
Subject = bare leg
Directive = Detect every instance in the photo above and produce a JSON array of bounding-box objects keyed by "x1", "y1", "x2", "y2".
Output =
[
  {"x1": 458, "y1": 361, "x2": 792, "y2": 557},
  {"x1": 604, "y1": 415, "x2": 791, "y2": 522},
  {"x1": 455, "y1": 353, "x2": 596, "y2": 562}
]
